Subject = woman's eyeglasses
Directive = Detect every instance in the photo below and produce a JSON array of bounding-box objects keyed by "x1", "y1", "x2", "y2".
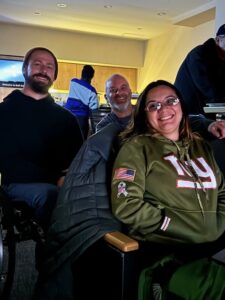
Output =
[{"x1": 145, "y1": 97, "x2": 180, "y2": 112}]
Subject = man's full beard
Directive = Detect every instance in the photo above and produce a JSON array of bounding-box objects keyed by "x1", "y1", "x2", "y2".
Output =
[{"x1": 24, "y1": 73, "x2": 53, "y2": 94}]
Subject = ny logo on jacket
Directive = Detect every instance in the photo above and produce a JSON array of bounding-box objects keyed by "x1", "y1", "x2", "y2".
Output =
[{"x1": 164, "y1": 155, "x2": 216, "y2": 189}]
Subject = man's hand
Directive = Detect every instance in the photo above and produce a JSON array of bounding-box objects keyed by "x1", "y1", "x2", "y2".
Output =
[
  {"x1": 57, "y1": 176, "x2": 65, "y2": 187},
  {"x1": 208, "y1": 121, "x2": 225, "y2": 139}
]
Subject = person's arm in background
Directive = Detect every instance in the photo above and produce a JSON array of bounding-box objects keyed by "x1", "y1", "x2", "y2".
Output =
[
  {"x1": 89, "y1": 88, "x2": 99, "y2": 111},
  {"x1": 189, "y1": 114, "x2": 225, "y2": 139},
  {"x1": 208, "y1": 121, "x2": 225, "y2": 139}
]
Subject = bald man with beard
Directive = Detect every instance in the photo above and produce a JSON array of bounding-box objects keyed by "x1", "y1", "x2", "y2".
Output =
[{"x1": 96, "y1": 74, "x2": 134, "y2": 132}]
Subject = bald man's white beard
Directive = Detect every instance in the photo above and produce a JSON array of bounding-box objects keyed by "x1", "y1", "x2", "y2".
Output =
[{"x1": 112, "y1": 100, "x2": 131, "y2": 113}]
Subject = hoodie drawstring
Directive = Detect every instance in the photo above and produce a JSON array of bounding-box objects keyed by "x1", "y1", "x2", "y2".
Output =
[{"x1": 173, "y1": 141, "x2": 208, "y2": 220}]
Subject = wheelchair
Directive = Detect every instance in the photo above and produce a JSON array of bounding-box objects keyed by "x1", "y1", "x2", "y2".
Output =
[{"x1": 0, "y1": 187, "x2": 45, "y2": 300}]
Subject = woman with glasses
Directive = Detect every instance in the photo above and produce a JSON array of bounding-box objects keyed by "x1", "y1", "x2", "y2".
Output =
[{"x1": 111, "y1": 79, "x2": 225, "y2": 261}]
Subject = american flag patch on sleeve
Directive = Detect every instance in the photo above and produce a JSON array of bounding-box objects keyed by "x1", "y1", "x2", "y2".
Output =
[{"x1": 113, "y1": 168, "x2": 136, "y2": 182}]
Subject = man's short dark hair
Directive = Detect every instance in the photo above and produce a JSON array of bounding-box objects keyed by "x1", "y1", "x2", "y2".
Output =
[
  {"x1": 81, "y1": 65, "x2": 95, "y2": 80},
  {"x1": 22, "y1": 47, "x2": 58, "y2": 80}
]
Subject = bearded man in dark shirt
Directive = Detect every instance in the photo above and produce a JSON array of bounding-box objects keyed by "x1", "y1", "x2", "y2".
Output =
[{"x1": 0, "y1": 47, "x2": 83, "y2": 229}]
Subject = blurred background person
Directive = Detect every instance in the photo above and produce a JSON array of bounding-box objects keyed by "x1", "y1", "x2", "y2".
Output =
[
  {"x1": 64, "y1": 64, "x2": 99, "y2": 139},
  {"x1": 174, "y1": 24, "x2": 225, "y2": 116}
]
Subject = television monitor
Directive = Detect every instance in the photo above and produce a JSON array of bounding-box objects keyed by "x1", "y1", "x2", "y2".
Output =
[{"x1": 0, "y1": 57, "x2": 24, "y2": 88}]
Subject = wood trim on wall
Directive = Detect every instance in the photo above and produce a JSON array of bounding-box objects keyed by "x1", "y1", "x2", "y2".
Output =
[{"x1": 53, "y1": 62, "x2": 137, "y2": 94}]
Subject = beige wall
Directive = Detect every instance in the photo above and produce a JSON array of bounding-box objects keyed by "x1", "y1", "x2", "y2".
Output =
[
  {"x1": 0, "y1": 20, "x2": 216, "y2": 95},
  {"x1": 0, "y1": 22, "x2": 145, "y2": 68},
  {"x1": 137, "y1": 20, "x2": 215, "y2": 92}
]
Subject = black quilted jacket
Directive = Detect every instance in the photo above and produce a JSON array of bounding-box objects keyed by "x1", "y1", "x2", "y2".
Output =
[{"x1": 40, "y1": 122, "x2": 122, "y2": 277}]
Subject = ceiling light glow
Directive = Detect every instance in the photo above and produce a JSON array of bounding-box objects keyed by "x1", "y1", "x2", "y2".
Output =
[
  {"x1": 57, "y1": 3, "x2": 67, "y2": 8},
  {"x1": 157, "y1": 12, "x2": 166, "y2": 16}
]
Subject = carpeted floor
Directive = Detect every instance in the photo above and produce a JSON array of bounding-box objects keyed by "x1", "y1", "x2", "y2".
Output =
[{"x1": 9, "y1": 240, "x2": 38, "y2": 300}]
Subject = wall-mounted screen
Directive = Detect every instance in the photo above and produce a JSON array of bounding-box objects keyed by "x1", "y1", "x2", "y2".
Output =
[{"x1": 0, "y1": 56, "x2": 24, "y2": 88}]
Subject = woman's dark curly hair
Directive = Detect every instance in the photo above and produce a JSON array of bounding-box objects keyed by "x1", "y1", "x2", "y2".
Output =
[{"x1": 121, "y1": 79, "x2": 194, "y2": 141}]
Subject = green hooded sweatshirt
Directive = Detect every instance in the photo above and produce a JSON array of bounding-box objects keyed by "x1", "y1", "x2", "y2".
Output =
[{"x1": 111, "y1": 134, "x2": 225, "y2": 244}]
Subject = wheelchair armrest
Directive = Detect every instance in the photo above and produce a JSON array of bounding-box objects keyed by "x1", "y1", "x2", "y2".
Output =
[{"x1": 104, "y1": 231, "x2": 139, "y2": 252}]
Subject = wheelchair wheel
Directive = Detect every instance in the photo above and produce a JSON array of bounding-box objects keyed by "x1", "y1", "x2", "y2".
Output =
[{"x1": 0, "y1": 192, "x2": 16, "y2": 300}]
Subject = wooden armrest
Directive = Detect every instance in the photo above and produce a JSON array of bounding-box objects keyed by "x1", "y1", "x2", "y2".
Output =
[{"x1": 104, "y1": 231, "x2": 139, "y2": 252}]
